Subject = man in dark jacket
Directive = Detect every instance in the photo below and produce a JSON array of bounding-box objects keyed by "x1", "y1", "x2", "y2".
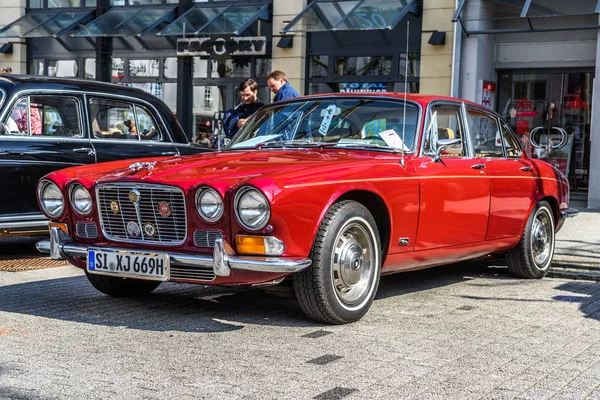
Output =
[
  {"x1": 267, "y1": 70, "x2": 300, "y2": 102},
  {"x1": 223, "y1": 79, "x2": 264, "y2": 138}
]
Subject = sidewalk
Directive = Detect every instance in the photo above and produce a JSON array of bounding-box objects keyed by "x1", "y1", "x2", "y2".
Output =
[{"x1": 549, "y1": 206, "x2": 600, "y2": 281}]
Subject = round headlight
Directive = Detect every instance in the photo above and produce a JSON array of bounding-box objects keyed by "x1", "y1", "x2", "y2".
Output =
[
  {"x1": 195, "y1": 187, "x2": 224, "y2": 222},
  {"x1": 39, "y1": 180, "x2": 64, "y2": 218},
  {"x1": 235, "y1": 187, "x2": 270, "y2": 231},
  {"x1": 70, "y1": 184, "x2": 92, "y2": 215}
]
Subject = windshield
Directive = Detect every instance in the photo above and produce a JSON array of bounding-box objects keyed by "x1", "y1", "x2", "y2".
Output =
[{"x1": 226, "y1": 98, "x2": 420, "y2": 151}]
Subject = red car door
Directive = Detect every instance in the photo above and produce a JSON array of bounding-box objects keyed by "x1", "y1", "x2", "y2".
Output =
[{"x1": 414, "y1": 103, "x2": 490, "y2": 250}]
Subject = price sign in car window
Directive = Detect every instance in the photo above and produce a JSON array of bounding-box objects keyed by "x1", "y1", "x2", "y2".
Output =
[{"x1": 319, "y1": 104, "x2": 338, "y2": 136}]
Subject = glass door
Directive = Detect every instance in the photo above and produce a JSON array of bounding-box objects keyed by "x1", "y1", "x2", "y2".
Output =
[{"x1": 498, "y1": 71, "x2": 593, "y2": 193}]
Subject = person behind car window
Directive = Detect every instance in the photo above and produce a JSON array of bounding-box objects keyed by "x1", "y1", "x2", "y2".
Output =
[
  {"x1": 266, "y1": 70, "x2": 300, "y2": 102},
  {"x1": 124, "y1": 119, "x2": 137, "y2": 136},
  {"x1": 223, "y1": 79, "x2": 264, "y2": 139}
]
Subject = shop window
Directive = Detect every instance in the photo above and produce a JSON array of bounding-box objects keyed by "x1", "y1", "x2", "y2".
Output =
[
  {"x1": 211, "y1": 59, "x2": 251, "y2": 78},
  {"x1": 5, "y1": 96, "x2": 82, "y2": 137},
  {"x1": 29, "y1": 59, "x2": 44, "y2": 76},
  {"x1": 466, "y1": 109, "x2": 503, "y2": 158},
  {"x1": 129, "y1": 59, "x2": 160, "y2": 78},
  {"x1": 84, "y1": 58, "x2": 95, "y2": 79},
  {"x1": 204, "y1": 87, "x2": 212, "y2": 109},
  {"x1": 334, "y1": 56, "x2": 392, "y2": 76},
  {"x1": 49, "y1": 0, "x2": 81, "y2": 6},
  {"x1": 255, "y1": 58, "x2": 271, "y2": 77},
  {"x1": 164, "y1": 57, "x2": 177, "y2": 79},
  {"x1": 29, "y1": 0, "x2": 43, "y2": 7},
  {"x1": 86, "y1": 0, "x2": 96, "y2": 6},
  {"x1": 399, "y1": 52, "x2": 420, "y2": 79},
  {"x1": 309, "y1": 55, "x2": 328, "y2": 78},
  {"x1": 112, "y1": 58, "x2": 125, "y2": 79},
  {"x1": 193, "y1": 58, "x2": 209, "y2": 78},
  {"x1": 47, "y1": 60, "x2": 78, "y2": 77}
]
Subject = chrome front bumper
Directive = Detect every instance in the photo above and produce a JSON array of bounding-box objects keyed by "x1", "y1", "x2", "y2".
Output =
[{"x1": 37, "y1": 227, "x2": 312, "y2": 277}]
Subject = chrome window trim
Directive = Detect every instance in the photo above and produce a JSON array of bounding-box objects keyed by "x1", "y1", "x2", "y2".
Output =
[
  {"x1": 463, "y1": 104, "x2": 505, "y2": 159},
  {"x1": 419, "y1": 100, "x2": 471, "y2": 158},
  {"x1": 95, "y1": 182, "x2": 187, "y2": 246}
]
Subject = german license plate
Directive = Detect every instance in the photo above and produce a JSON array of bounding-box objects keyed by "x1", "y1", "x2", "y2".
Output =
[{"x1": 87, "y1": 249, "x2": 169, "y2": 281}]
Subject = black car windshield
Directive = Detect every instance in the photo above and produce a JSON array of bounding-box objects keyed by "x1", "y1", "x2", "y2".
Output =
[{"x1": 226, "y1": 98, "x2": 420, "y2": 152}]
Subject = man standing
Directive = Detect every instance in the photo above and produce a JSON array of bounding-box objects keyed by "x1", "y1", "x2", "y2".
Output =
[
  {"x1": 223, "y1": 79, "x2": 265, "y2": 139},
  {"x1": 266, "y1": 70, "x2": 300, "y2": 102}
]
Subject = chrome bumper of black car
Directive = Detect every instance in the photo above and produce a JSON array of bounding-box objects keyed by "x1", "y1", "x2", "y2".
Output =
[
  {"x1": 560, "y1": 208, "x2": 579, "y2": 219},
  {"x1": 0, "y1": 214, "x2": 49, "y2": 237},
  {"x1": 37, "y1": 227, "x2": 312, "y2": 277}
]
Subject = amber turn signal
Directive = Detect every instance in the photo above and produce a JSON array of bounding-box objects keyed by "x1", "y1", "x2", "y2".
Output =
[
  {"x1": 235, "y1": 235, "x2": 284, "y2": 256},
  {"x1": 49, "y1": 222, "x2": 68, "y2": 235}
]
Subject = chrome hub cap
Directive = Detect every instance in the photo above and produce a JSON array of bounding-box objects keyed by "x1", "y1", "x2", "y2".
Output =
[
  {"x1": 531, "y1": 210, "x2": 553, "y2": 267},
  {"x1": 331, "y1": 219, "x2": 375, "y2": 306}
]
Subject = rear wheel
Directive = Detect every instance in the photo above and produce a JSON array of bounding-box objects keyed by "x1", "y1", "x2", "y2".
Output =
[
  {"x1": 85, "y1": 271, "x2": 162, "y2": 297},
  {"x1": 293, "y1": 200, "x2": 381, "y2": 324},
  {"x1": 507, "y1": 200, "x2": 555, "y2": 279}
]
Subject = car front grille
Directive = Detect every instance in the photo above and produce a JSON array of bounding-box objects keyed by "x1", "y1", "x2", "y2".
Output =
[
  {"x1": 194, "y1": 229, "x2": 223, "y2": 248},
  {"x1": 170, "y1": 265, "x2": 216, "y2": 282},
  {"x1": 96, "y1": 183, "x2": 187, "y2": 245}
]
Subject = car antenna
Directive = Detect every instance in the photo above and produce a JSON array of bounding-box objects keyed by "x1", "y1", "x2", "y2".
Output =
[{"x1": 400, "y1": 21, "x2": 409, "y2": 168}]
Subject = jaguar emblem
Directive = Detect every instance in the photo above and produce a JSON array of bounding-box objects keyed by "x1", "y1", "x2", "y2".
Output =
[
  {"x1": 129, "y1": 161, "x2": 156, "y2": 172},
  {"x1": 158, "y1": 201, "x2": 172, "y2": 217},
  {"x1": 128, "y1": 189, "x2": 140, "y2": 203}
]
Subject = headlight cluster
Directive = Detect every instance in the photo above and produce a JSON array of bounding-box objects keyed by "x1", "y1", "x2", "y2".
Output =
[
  {"x1": 235, "y1": 187, "x2": 270, "y2": 230},
  {"x1": 195, "y1": 185, "x2": 270, "y2": 230},
  {"x1": 70, "y1": 184, "x2": 93, "y2": 215},
  {"x1": 38, "y1": 180, "x2": 64, "y2": 218},
  {"x1": 195, "y1": 187, "x2": 224, "y2": 222}
]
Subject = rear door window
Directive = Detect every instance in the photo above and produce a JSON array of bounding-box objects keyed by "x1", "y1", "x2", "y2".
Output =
[
  {"x1": 5, "y1": 95, "x2": 82, "y2": 137},
  {"x1": 88, "y1": 98, "x2": 163, "y2": 141}
]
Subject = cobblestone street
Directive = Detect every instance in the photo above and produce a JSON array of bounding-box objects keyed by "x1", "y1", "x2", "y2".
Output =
[{"x1": 1, "y1": 260, "x2": 600, "y2": 399}]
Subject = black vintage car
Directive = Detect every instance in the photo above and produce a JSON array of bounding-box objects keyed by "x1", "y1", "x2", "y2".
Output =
[{"x1": 0, "y1": 75, "x2": 211, "y2": 237}]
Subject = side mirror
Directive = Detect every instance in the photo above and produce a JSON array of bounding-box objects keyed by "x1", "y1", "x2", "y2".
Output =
[{"x1": 433, "y1": 138, "x2": 462, "y2": 162}]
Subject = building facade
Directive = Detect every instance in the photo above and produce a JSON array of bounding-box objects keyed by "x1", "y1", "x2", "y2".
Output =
[{"x1": 1, "y1": 0, "x2": 598, "y2": 207}]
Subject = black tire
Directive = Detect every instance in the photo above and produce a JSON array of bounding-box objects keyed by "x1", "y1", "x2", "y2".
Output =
[
  {"x1": 85, "y1": 271, "x2": 162, "y2": 297},
  {"x1": 293, "y1": 200, "x2": 381, "y2": 324},
  {"x1": 507, "y1": 200, "x2": 555, "y2": 279}
]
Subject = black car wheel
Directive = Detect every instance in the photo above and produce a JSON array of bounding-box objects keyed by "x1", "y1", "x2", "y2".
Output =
[
  {"x1": 507, "y1": 200, "x2": 555, "y2": 279},
  {"x1": 293, "y1": 200, "x2": 381, "y2": 324}
]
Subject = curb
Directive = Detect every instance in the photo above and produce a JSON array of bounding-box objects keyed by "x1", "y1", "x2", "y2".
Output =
[{"x1": 548, "y1": 261, "x2": 600, "y2": 282}]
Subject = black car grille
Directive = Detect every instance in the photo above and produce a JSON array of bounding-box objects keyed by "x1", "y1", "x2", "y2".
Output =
[{"x1": 96, "y1": 183, "x2": 187, "y2": 245}]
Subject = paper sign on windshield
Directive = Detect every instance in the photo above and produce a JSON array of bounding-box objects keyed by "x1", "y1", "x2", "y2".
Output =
[
  {"x1": 319, "y1": 104, "x2": 337, "y2": 136},
  {"x1": 379, "y1": 129, "x2": 409, "y2": 151}
]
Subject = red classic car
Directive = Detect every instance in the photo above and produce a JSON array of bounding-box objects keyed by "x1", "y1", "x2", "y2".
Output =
[{"x1": 36, "y1": 93, "x2": 578, "y2": 324}]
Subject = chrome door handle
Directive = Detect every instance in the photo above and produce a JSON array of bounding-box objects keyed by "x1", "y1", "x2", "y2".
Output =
[
  {"x1": 161, "y1": 152, "x2": 177, "y2": 156},
  {"x1": 470, "y1": 163, "x2": 486, "y2": 170},
  {"x1": 73, "y1": 148, "x2": 96, "y2": 156},
  {"x1": 520, "y1": 166, "x2": 532, "y2": 172}
]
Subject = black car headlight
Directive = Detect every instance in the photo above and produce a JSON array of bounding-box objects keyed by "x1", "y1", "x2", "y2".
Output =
[
  {"x1": 235, "y1": 187, "x2": 270, "y2": 231},
  {"x1": 70, "y1": 184, "x2": 92, "y2": 215},
  {"x1": 38, "y1": 180, "x2": 64, "y2": 218},
  {"x1": 195, "y1": 187, "x2": 224, "y2": 222}
]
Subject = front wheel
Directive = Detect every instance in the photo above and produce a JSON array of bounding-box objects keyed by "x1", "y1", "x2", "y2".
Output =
[
  {"x1": 293, "y1": 200, "x2": 381, "y2": 324},
  {"x1": 507, "y1": 200, "x2": 555, "y2": 279},
  {"x1": 85, "y1": 271, "x2": 162, "y2": 297}
]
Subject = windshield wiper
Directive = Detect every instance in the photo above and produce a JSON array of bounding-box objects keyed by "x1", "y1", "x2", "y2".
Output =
[
  {"x1": 256, "y1": 141, "x2": 337, "y2": 149},
  {"x1": 335, "y1": 143, "x2": 400, "y2": 153}
]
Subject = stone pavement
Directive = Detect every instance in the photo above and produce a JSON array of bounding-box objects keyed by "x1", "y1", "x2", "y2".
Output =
[{"x1": 549, "y1": 208, "x2": 600, "y2": 281}]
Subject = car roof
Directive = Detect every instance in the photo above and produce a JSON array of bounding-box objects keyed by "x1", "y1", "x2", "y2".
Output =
[
  {"x1": 0, "y1": 74, "x2": 159, "y2": 103},
  {"x1": 299, "y1": 92, "x2": 483, "y2": 108}
]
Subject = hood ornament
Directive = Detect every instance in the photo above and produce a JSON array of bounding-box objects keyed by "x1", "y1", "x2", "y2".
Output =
[{"x1": 129, "y1": 161, "x2": 156, "y2": 172}]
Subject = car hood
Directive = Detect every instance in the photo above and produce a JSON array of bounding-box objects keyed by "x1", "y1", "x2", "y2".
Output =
[{"x1": 76, "y1": 149, "x2": 400, "y2": 191}]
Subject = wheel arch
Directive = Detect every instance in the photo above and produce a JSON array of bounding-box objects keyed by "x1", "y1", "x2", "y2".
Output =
[
  {"x1": 540, "y1": 195, "x2": 560, "y2": 229},
  {"x1": 336, "y1": 190, "x2": 391, "y2": 263}
]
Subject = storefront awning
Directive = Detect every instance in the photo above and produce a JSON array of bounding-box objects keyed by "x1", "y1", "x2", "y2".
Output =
[
  {"x1": 281, "y1": 0, "x2": 418, "y2": 34},
  {"x1": 0, "y1": 10, "x2": 94, "y2": 38},
  {"x1": 157, "y1": 3, "x2": 270, "y2": 36},
  {"x1": 72, "y1": 6, "x2": 176, "y2": 38},
  {"x1": 453, "y1": 0, "x2": 600, "y2": 35}
]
